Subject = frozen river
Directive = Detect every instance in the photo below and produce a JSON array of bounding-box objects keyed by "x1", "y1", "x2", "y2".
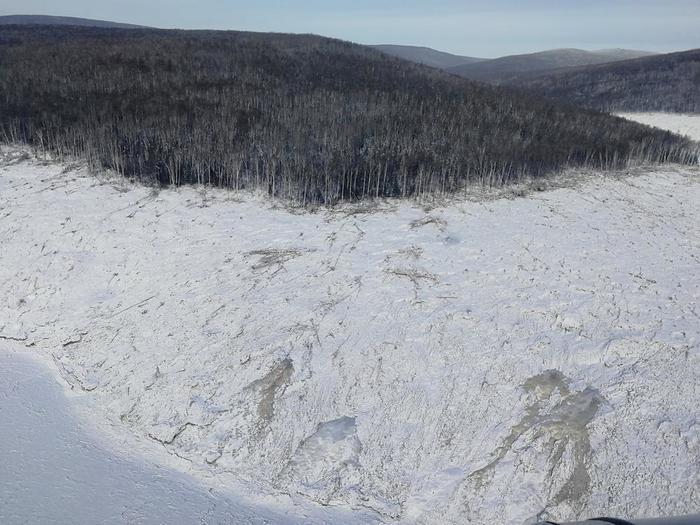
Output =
[
  {"x1": 0, "y1": 349, "x2": 373, "y2": 525},
  {"x1": 0, "y1": 350, "x2": 270, "y2": 524}
]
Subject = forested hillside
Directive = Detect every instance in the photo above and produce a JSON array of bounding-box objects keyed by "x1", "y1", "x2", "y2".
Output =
[
  {"x1": 512, "y1": 49, "x2": 700, "y2": 114},
  {"x1": 371, "y1": 44, "x2": 483, "y2": 69},
  {"x1": 0, "y1": 26, "x2": 695, "y2": 204},
  {"x1": 447, "y1": 48, "x2": 656, "y2": 84}
]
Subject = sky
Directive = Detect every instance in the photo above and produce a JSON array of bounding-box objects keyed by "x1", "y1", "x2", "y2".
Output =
[{"x1": 1, "y1": 0, "x2": 699, "y2": 58}]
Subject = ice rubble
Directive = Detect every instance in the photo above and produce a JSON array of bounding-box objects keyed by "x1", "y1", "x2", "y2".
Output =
[{"x1": 1, "y1": 142, "x2": 699, "y2": 524}]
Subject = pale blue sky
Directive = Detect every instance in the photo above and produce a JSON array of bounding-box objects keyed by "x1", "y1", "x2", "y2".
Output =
[{"x1": 2, "y1": 0, "x2": 698, "y2": 57}]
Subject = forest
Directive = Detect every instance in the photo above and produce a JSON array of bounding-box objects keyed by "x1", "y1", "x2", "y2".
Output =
[
  {"x1": 0, "y1": 26, "x2": 697, "y2": 204},
  {"x1": 513, "y1": 49, "x2": 700, "y2": 114}
]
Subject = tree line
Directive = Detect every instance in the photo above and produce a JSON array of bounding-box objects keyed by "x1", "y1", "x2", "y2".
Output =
[{"x1": 0, "y1": 26, "x2": 696, "y2": 204}]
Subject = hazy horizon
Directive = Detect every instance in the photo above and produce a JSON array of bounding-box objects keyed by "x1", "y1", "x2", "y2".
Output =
[{"x1": 1, "y1": 1, "x2": 699, "y2": 58}]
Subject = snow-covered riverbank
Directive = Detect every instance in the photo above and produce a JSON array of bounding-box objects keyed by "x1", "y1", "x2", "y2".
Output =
[
  {"x1": 1, "y1": 347, "x2": 375, "y2": 524},
  {"x1": 1, "y1": 146, "x2": 699, "y2": 524}
]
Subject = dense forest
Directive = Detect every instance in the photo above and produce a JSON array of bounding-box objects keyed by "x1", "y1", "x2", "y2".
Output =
[
  {"x1": 512, "y1": 49, "x2": 700, "y2": 114},
  {"x1": 0, "y1": 26, "x2": 696, "y2": 204}
]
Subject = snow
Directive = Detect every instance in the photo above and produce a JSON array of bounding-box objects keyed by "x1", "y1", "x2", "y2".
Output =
[
  {"x1": 1, "y1": 143, "x2": 700, "y2": 524},
  {"x1": 618, "y1": 112, "x2": 700, "y2": 142},
  {"x1": 0, "y1": 348, "x2": 376, "y2": 524}
]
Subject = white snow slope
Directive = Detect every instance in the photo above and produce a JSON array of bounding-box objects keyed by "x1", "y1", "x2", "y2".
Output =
[{"x1": 1, "y1": 148, "x2": 699, "y2": 524}]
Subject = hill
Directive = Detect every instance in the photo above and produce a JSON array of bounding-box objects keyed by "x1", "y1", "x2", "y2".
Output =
[
  {"x1": 597, "y1": 48, "x2": 659, "y2": 61},
  {"x1": 0, "y1": 14, "x2": 147, "y2": 28},
  {"x1": 448, "y1": 48, "x2": 656, "y2": 84},
  {"x1": 511, "y1": 49, "x2": 700, "y2": 114},
  {"x1": 0, "y1": 26, "x2": 694, "y2": 204},
  {"x1": 371, "y1": 44, "x2": 484, "y2": 69}
]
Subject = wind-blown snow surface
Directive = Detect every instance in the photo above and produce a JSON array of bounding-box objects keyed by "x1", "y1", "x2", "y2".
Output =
[
  {"x1": 618, "y1": 113, "x2": 700, "y2": 142},
  {"x1": 1, "y1": 150, "x2": 699, "y2": 524}
]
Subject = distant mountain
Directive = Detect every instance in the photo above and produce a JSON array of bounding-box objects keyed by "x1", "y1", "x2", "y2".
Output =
[
  {"x1": 596, "y1": 48, "x2": 659, "y2": 61},
  {"x1": 0, "y1": 15, "x2": 147, "y2": 29},
  {"x1": 512, "y1": 49, "x2": 700, "y2": 114},
  {"x1": 371, "y1": 44, "x2": 484, "y2": 69},
  {"x1": 447, "y1": 48, "x2": 657, "y2": 83}
]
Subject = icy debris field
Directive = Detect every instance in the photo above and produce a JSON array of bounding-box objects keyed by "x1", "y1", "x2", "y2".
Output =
[
  {"x1": 1, "y1": 148, "x2": 699, "y2": 524},
  {"x1": 0, "y1": 350, "x2": 376, "y2": 525}
]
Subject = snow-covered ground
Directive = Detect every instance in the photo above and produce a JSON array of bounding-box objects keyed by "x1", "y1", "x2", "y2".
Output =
[
  {"x1": 1, "y1": 142, "x2": 699, "y2": 524},
  {"x1": 1, "y1": 348, "x2": 377, "y2": 524},
  {"x1": 618, "y1": 112, "x2": 700, "y2": 142}
]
